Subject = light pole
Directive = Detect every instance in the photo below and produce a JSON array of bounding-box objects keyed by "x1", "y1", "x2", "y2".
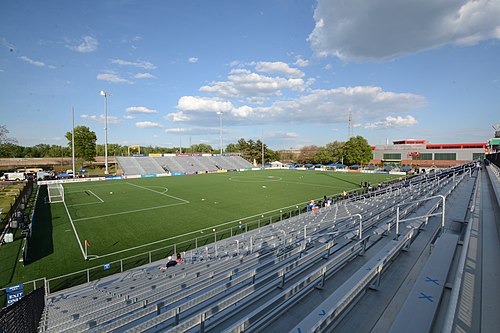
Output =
[
  {"x1": 99, "y1": 90, "x2": 110, "y2": 174},
  {"x1": 217, "y1": 111, "x2": 223, "y2": 154}
]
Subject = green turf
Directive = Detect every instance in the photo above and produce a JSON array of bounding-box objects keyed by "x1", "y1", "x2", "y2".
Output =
[{"x1": 0, "y1": 169, "x2": 401, "y2": 290}]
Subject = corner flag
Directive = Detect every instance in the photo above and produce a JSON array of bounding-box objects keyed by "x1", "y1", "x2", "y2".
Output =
[{"x1": 85, "y1": 240, "x2": 90, "y2": 247}]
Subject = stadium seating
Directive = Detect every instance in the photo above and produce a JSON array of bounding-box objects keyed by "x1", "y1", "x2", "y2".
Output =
[
  {"x1": 37, "y1": 164, "x2": 478, "y2": 332},
  {"x1": 116, "y1": 155, "x2": 254, "y2": 175}
]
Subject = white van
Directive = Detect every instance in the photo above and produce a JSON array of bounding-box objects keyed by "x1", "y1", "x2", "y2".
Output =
[{"x1": 1, "y1": 172, "x2": 26, "y2": 181}]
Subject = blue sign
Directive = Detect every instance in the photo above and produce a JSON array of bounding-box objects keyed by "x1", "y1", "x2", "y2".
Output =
[
  {"x1": 6, "y1": 283, "x2": 24, "y2": 306},
  {"x1": 141, "y1": 174, "x2": 157, "y2": 178},
  {"x1": 103, "y1": 263, "x2": 110, "y2": 270},
  {"x1": 6, "y1": 284, "x2": 23, "y2": 293}
]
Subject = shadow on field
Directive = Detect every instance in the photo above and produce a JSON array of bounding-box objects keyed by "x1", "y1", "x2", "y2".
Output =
[{"x1": 24, "y1": 185, "x2": 53, "y2": 264}]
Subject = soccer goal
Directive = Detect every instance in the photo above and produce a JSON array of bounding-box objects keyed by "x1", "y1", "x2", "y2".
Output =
[{"x1": 48, "y1": 183, "x2": 64, "y2": 203}]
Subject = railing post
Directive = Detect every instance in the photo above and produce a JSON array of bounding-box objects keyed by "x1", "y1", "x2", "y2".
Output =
[
  {"x1": 395, "y1": 206, "x2": 400, "y2": 240},
  {"x1": 440, "y1": 194, "x2": 446, "y2": 232},
  {"x1": 86, "y1": 269, "x2": 90, "y2": 283},
  {"x1": 120, "y1": 259, "x2": 123, "y2": 272}
]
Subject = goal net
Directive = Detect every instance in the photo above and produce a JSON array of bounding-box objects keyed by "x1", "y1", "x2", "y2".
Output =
[{"x1": 48, "y1": 183, "x2": 64, "y2": 203}]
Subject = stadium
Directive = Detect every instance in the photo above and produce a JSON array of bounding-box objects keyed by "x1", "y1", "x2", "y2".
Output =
[
  {"x1": 1, "y1": 147, "x2": 499, "y2": 332},
  {"x1": 1, "y1": 1, "x2": 499, "y2": 332}
]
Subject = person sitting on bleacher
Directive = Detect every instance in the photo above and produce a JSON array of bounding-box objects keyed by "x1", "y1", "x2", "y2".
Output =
[{"x1": 160, "y1": 253, "x2": 183, "y2": 271}]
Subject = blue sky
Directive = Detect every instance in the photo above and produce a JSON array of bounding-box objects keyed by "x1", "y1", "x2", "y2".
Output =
[{"x1": 1, "y1": 0, "x2": 499, "y2": 150}]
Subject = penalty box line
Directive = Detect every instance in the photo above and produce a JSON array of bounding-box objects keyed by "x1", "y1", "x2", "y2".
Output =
[
  {"x1": 73, "y1": 201, "x2": 189, "y2": 222},
  {"x1": 66, "y1": 190, "x2": 104, "y2": 207},
  {"x1": 61, "y1": 200, "x2": 87, "y2": 260},
  {"x1": 126, "y1": 182, "x2": 190, "y2": 203}
]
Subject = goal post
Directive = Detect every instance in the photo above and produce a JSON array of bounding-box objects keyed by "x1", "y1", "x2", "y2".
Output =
[{"x1": 48, "y1": 183, "x2": 64, "y2": 203}]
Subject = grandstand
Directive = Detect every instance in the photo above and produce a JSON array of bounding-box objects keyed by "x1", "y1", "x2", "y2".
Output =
[
  {"x1": 116, "y1": 155, "x2": 254, "y2": 175},
  {"x1": 31, "y1": 161, "x2": 500, "y2": 333}
]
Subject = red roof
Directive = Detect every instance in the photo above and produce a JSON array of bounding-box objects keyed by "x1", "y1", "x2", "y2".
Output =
[{"x1": 426, "y1": 143, "x2": 486, "y2": 149}]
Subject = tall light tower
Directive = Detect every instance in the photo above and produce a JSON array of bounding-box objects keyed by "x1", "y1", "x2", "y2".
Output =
[
  {"x1": 217, "y1": 111, "x2": 223, "y2": 154},
  {"x1": 99, "y1": 90, "x2": 111, "y2": 174},
  {"x1": 348, "y1": 108, "x2": 353, "y2": 139}
]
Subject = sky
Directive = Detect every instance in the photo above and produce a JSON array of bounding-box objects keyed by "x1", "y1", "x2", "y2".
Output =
[{"x1": 1, "y1": 0, "x2": 499, "y2": 151}]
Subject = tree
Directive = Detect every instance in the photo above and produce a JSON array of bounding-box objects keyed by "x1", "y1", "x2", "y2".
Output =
[
  {"x1": 297, "y1": 146, "x2": 318, "y2": 164},
  {"x1": 325, "y1": 140, "x2": 345, "y2": 163},
  {"x1": 0, "y1": 125, "x2": 17, "y2": 145},
  {"x1": 343, "y1": 136, "x2": 373, "y2": 165},
  {"x1": 224, "y1": 143, "x2": 239, "y2": 153},
  {"x1": 189, "y1": 143, "x2": 213, "y2": 153},
  {"x1": 315, "y1": 147, "x2": 333, "y2": 165},
  {"x1": 65, "y1": 126, "x2": 97, "y2": 164}
]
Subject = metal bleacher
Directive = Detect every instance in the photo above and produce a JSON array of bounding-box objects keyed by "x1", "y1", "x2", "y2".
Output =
[
  {"x1": 116, "y1": 155, "x2": 253, "y2": 175},
  {"x1": 37, "y1": 162, "x2": 499, "y2": 333}
]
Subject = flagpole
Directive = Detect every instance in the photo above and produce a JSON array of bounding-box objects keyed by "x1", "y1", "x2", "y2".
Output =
[{"x1": 84, "y1": 240, "x2": 87, "y2": 259}]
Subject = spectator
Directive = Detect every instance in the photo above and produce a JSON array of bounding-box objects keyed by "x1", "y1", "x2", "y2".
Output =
[{"x1": 159, "y1": 253, "x2": 183, "y2": 271}]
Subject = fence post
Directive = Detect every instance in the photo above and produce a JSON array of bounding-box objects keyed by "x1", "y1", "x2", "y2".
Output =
[
  {"x1": 120, "y1": 259, "x2": 123, "y2": 272},
  {"x1": 149, "y1": 251, "x2": 152, "y2": 264},
  {"x1": 86, "y1": 269, "x2": 90, "y2": 283}
]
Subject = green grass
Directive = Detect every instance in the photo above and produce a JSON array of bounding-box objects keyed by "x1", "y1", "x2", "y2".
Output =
[{"x1": 0, "y1": 169, "x2": 401, "y2": 291}]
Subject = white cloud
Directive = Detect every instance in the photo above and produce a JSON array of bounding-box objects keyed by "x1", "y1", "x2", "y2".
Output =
[
  {"x1": 111, "y1": 59, "x2": 156, "y2": 69},
  {"x1": 365, "y1": 115, "x2": 418, "y2": 129},
  {"x1": 166, "y1": 111, "x2": 191, "y2": 122},
  {"x1": 200, "y1": 71, "x2": 308, "y2": 102},
  {"x1": 254, "y1": 61, "x2": 304, "y2": 78},
  {"x1": 19, "y1": 55, "x2": 55, "y2": 69},
  {"x1": 177, "y1": 96, "x2": 233, "y2": 112},
  {"x1": 125, "y1": 106, "x2": 158, "y2": 114},
  {"x1": 172, "y1": 86, "x2": 426, "y2": 127},
  {"x1": 81, "y1": 114, "x2": 122, "y2": 124},
  {"x1": 134, "y1": 72, "x2": 156, "y2": 79},
  {"x1": 309, "y1": 0, "x2": 500, "y2": 61},
  {"x1": 123, "y1": 115, "x2": 136, "y2": 120},
  {"x1": 66, "y1": 36, "x2": 98, "y2": 53},
  {"x1": 294, "y1": 58, "x2": 310, "y2": 67},
  {"x1": 135, "y1": 121, "x2": 164, "y2": 129},
  {"x1": 188, "y1": 57, "x2": 199, "y2": 63},
  {"x1": 96, "y1": 73, "x2": 132, "y2": 84},
  {"x1": 267, "y1": 131, "x2": 299, "y2": 138},
  {"x1": 165, "y1": 127, "x2": 222, "y2": 135}
]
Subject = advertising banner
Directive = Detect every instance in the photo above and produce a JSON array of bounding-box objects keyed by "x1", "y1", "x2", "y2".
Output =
[
  {"x1": 141, "y1": 174, "x2": 157, "y2": 178},
  {"x1": 124, "y1": 175, "x2": 141, "y2": 179},
  {"x1": 105, "y1": 176, "x2": 123, "y2": 180}
]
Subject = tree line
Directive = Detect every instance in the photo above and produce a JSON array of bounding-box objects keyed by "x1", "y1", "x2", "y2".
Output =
[
  {"x1": 292, "y1": 136, "x2": 373, "y2": 166},
  {"x1": 1, "y1": 124, "x2": 373, "y2": 166}
]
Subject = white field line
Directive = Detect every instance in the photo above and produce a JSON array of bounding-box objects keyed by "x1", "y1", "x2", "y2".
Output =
[
  {"x1": 126, "y1": 182, "x2": 190, "y2": 203},
  {"x1": 73, "y1": 202, "x2": 188, "y2": 222},
  {"x1": 66, "y1": 190, "x2": 104, "y2": 207},
  {"x1": 88, "y1": 190, "x2": 104, "y2": 203},
  {"x1": 67, "y1": 202, "x2": 103, "y2": 207},
  {"x1": 62, "y1": 200, "x2": 87, "y2": 259}
]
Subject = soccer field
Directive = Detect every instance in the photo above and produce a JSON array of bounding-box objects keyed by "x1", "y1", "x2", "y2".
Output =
[{"x1": 53, "y1": 169, "x2": 400, "y2": 259}]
